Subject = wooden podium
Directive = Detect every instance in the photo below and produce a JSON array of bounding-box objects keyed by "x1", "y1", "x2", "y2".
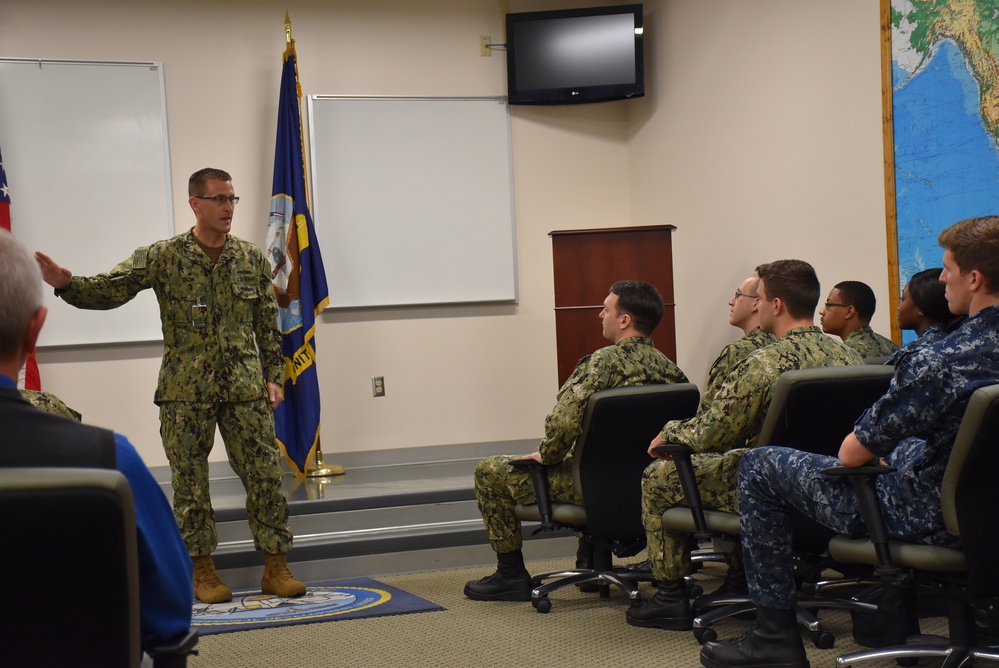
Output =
[{"x1": 550, "y1": 225, "x2": 677, "y2": 386}]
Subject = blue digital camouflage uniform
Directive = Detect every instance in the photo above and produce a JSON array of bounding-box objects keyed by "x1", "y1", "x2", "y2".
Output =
[
  {"x1": 885, "y1": 322, "x2": 947, "y2": 366},
  {"x1": 55, "y1": 229, "x2": 293, "y2": 556},
  {"x1": 641, "y1": 326, "x2": 863, "y2": 582},
  {"x1": 844, "y1": 324, "x2": 899, "y2": 359},
  {"x1": 474, "y1": 336, "x2": 687, "y2": 554},
  {"x1": 697, "y1": 327, "x2": 776, "y2": 415},
  {"x1": 739, "y1": 304, "x2": 999, "y2": 609}
]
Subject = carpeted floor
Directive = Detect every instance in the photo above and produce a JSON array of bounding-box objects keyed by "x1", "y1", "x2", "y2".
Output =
[{"x1": 188, "y1": 556, "x2": 947, "y2": 667}]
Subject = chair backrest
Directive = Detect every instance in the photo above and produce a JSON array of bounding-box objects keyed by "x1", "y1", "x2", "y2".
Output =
[
  {"x1": 572, "y1": 383, "x2": 700, "y2": 543},
  {"x1": 756, "y1": 365, "x2": 895, "y2": 456},
  {"x1": 1, "y1": 467, "x2": 140, "y2": 667},
  {"x1": 941, "y1": 384, "x2": 999, "y2": 597}
]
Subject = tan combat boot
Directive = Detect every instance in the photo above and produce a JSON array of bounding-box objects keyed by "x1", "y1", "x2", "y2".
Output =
[
  {"x1": 261, "y1": 552, "x2": 307, "y2": 597},
  {"x1": 193, "y1": 555, "x2": 233, "y2": 604}
]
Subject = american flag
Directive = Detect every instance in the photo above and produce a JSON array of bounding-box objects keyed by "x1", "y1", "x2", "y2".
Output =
[{"x1": 0, "y1": 145, "x2": 41, "y2": 390}]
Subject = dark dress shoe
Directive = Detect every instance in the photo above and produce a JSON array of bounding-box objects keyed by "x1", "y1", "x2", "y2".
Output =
[{"x1": 463, "y1": 570, "x2": 533, "y2": 601}]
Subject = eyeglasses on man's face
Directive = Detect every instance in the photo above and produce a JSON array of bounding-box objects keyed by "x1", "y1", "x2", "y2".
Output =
[
  {"x1": 733, "y1": 291, "x2": 758, "y2": 300},
  {"x1": 194, "y1": 195, "x2": 240, "y2": 205},
  {"x1": 823, "y1": 302, "x2": 849, "y2": 309}
]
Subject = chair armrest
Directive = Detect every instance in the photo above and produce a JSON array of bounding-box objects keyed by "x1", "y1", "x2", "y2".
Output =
[
  {"x1": 820, "y1": 463, "x2": 898, "y2": 573},
  {"x1": 148, "y1": 629, "x2": 199, "y2": 668},
  {"x1": 651, "y1": 444, "x2": 712, "y2": 539},
  {"x1": 509, "y1": 458, "x2": 557, "y2": 531}
]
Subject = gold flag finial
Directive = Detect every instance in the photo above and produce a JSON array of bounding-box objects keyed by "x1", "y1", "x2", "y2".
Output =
[{"x1": 285, "y1": 10, "x2": 292, "y2": 44}]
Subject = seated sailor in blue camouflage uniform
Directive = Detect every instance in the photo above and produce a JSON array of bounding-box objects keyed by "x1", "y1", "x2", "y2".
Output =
[
  {"x1": 464, "y1": 280, "x2": 688, "y2": 602},
  {"x1": 700, "y1": 215, "x2": 999, "y2": 668},
  {"x1": 819, "y1": 280, "x2": 899, "y2": 359},
  {"x1": 889, "y1": 266, "x2": 965, "y2": 364},
  {"x1": 629, "y1": 260, "x2": 861, "y2": 631}
]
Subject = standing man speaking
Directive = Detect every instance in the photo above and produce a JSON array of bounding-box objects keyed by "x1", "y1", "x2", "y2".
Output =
[{"x1": 36, "y1": 168, "x2": 305, "y2": 604}]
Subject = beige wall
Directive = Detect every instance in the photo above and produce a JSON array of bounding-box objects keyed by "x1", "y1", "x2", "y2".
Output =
[{"x1": 5, "y1": 0, "x2": 889, "y2": 468}]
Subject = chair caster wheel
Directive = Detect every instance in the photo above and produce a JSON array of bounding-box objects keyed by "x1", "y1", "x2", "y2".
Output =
[
  {"x1": 812, "y1": 631, "x2": 835, "y2": 649},
  {"x1": 534, "y1": 597, "x2": 551, "y2": 614},
  {"x1": 694, "y1": 627, "x2": 716, "y2": 644}
]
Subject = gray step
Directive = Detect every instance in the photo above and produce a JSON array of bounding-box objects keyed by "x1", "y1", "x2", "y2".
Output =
[{"x1": 152, "y1": 440, "x2": 580, "y2": 588}]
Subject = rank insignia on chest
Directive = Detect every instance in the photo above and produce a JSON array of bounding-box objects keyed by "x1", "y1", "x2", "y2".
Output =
[{"x1": 132, "y1": 249, "x2": 148, "y2": 269}]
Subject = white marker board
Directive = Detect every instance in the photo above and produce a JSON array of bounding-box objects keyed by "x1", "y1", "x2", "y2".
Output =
[
  {"x1": 0, "y1": 58, "x2": 172, "y2": 347},
  {"x1": 307, "y1": 96, "x2": 518, "y2": 308}
]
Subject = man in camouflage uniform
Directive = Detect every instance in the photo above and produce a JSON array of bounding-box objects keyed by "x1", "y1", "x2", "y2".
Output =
[
  {"x1": 701, "y1": 217, "x2": 999, "y2": 668},
  {"x1": 464, "y1": 280, "x2": 688, "y2": 602},
  {"x1": 627, "y1": 260, "x2": 862, "y2": 631},
  {"x1": 35, "y1": 168, "x2": 305, "y2": 604},
  {"x1": 820, "y1": 280, "x2": 899, "y2": 359},
  {"x1": 697, "y1": 274, "x2": 775, "y2": 414}
]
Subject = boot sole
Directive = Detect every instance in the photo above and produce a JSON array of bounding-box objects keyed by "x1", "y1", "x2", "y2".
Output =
[
  {"x1": 463, "y1": 585, "x2": 532, "y2": 602},
  {"x1": 700, "y1": 654, "x2": 809, "y2": 668},
  {"x1": 625, "y1": 613, "x2": 693, "y2": 631}
]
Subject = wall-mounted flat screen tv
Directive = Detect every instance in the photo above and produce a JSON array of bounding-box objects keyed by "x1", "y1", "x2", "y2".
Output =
[{"x1": 505, "y1": 4, "x2": 644, "y2": 105}]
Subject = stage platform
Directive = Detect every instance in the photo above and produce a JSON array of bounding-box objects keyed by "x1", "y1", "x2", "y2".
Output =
[{"x1": 150, "y1": 440, "x2": 577, "y2": 589}]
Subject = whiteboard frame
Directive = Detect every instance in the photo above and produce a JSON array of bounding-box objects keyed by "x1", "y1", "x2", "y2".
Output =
[
  {"x1": 0, "y1": 57, "x2": 173, "y2": 348},
  {"x1": 306, "y1": 95, "x2": 518, "y2": 309}
]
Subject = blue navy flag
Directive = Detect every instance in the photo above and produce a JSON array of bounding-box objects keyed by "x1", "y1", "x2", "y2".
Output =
[{"x1": 266, "y1": 40, "x2": 331, "y2": 476}]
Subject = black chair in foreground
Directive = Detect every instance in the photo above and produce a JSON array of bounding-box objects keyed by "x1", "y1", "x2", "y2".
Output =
[
  {"x1": 1, "y1": 467, "x2": 198, "y2": 668},
  {"x1": 827, "y1": 383, "x2": 999, "y2": 667},
  {"x1": 512, "y1": 383, "x2": 700, "y2": 613},
  {"x1": 658, "y1": 364, "x2": 895, "y2": 647}
]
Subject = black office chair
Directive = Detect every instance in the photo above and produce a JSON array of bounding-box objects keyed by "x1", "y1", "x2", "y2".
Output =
[
  {"x1": 659, "y1": 364, "x2": 895, "y2": 647},
  {"x1": 827, "y1": 383, "x2": 999, "y2": 667},
  {"x1": 0, "y1": 467, "x2": 198, "y2": 668},
  {"x1": 511, "y1": 383, "x2": 700, "y2": 613}
]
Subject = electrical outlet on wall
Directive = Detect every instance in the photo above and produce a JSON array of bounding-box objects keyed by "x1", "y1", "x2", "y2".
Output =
[{"x1": 372, "y1": 376, "x2": 386, "y2": 397}]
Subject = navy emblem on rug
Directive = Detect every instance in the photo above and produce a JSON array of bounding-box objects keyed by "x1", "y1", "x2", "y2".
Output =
[{"x1": 192, "y1": 576, "x2": 444, "y2": 634}]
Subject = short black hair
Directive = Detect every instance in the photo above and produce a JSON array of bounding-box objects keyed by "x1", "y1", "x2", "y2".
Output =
[
  {"x1": 609, "y1": 280, "x2": 665, "y2": 336},
  {"x1": 755, "y1": 260, "x2": 820, "y2": 319},
  {"x1": 833, "y1": 281, "x2": 877, "y2": 322}
]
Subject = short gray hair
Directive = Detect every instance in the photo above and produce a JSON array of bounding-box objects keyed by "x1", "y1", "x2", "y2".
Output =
[{"x1": 0, "y1": 229, "x2": 44, "y2": 358}]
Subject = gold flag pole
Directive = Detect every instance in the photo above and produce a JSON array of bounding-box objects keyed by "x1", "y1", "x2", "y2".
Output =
[{"x1": 283, "y1": 11, "x2": 344, "y2": 478}]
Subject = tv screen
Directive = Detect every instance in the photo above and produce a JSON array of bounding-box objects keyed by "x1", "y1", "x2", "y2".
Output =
[{"x1": 505, "y1": 4, "x2": 644, "y2": 106}]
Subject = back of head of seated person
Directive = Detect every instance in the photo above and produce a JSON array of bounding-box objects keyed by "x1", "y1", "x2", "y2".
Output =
[{"x1": 0, "y1": 228, "x2": 193, "y2": 651}]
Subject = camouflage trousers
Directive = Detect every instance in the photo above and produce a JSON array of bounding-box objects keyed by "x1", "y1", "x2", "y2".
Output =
[
  {"x1": 641, "y1": 449, "x2": 746, "y2": 581},
  {"x1": 738, "y1": 446, "x2": 957, "y2": 610},
  {"x1": 474, "y1": 455, "x2": 581, "y2": 554},
  {"x1": 160, "y1": 400, "x2": 293, "y2": 557}
]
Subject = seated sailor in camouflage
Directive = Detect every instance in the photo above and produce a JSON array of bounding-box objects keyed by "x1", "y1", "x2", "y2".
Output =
[
  {"x1": 628, "y1": 260, "x2": 862, "y2": 632},
  {"x1": 464, "y1": 280, "x2": 688, "y2": 602},
  {"x1": 20, "y1": 389, "x2": 82, "y2": 421},
  {"x1": 625, "y1": 274, "x2": 771, "y2": 598},
  {"x1": 888, "y1": 267, "x2": 965, "y2": 365},
  {"x1": 697, "y1": 274, "x2": 775, "y2": 415},
  {"x1": 700, "y1": 217, "x2": 999, "y2": 668},
  {"x1": 820, "y1": 280, "x2": 899, "y2": 359},
  {"x1": 34, "y1": 168, "x2": 305, "y2": 604}
]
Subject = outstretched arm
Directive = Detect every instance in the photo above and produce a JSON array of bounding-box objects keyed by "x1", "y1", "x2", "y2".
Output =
[{"x1": 34, "y1": 251, "x2": 72, "y2": 290}]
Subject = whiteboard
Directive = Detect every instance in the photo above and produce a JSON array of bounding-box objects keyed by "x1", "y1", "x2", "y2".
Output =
[
  {"x1": 0, "y1": 58, "x2": 172, "y2": 347},
  {"x1": 307, "y1": 96, "x2": 518, "y2": 308}
]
